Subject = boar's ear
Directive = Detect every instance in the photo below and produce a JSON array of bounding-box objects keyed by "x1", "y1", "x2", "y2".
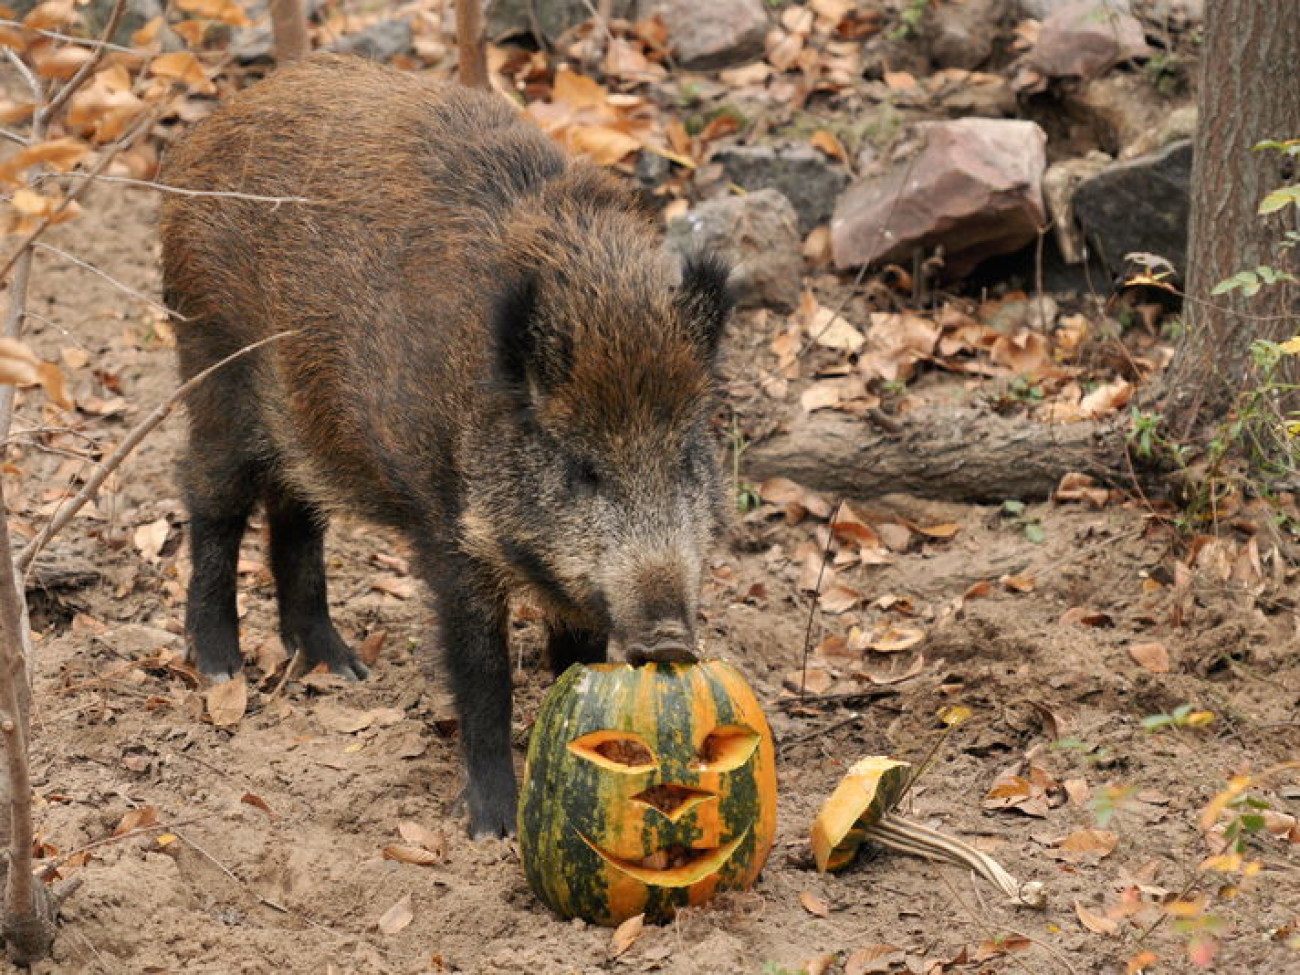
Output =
[
  {"x1": 493, "y1": 272, "x2": 543, "y2": 395},
  {"x1": 676, "y1": 252, "x2": 734, "y2": 361},
  {"x1": 493, "y1": 272, "x2": 573, "y2": 399}
]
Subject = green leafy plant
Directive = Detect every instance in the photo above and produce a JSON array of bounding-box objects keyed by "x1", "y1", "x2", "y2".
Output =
[
  {"x1": 1140, "y1": 703, "x2": 1215, "y2": 732},
  {"x1": 730, "y1": 418, "x2": 761, "y2": 514},
  {"x1": 1000, "y1": 499, "x2": 1045, "y2": 543},
  {"x1": 888, "y1": 0, "x2": 928, "y2": 41}
]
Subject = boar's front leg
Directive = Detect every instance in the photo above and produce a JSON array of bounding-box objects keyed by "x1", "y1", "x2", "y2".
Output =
[
  {"x1": 265, "y1": 485, "x2": 368, "y2": 681},
  {"x1": 433, "y1": 556, "x2": 517, "y2": 838}
]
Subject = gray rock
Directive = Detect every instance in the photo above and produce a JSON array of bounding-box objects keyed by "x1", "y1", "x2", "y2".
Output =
[
  {"x1": 1072, "y1": 139, "x2": 1191, "y2": 274},
  {"x1": 928, "y1": 0, "x2": 1007, "y2": 70},
  {"x1": 1032, "y1": 0, "x2": 1151, "y2": 78},
  {"x1": 660, "y1": 0, "x2": 768, "y2": 69},
  {"x1": 485, "y1": 0, "x2": 638, "y2": 41},
  {"x1": 1016, "y1": 0, "x2": 1130, "y2": 17},
  {"x1": 665, "y1": 189, "x2": 802, "y2": 310},
  {"x1": 831, "y1": 119, "x2": 1048, "y2": 278},
  {"x1": 1068, "y1": 73, "x2": 1188, "y2": 158},
  {"x1": 1134, "y1": 0, "x2": 1203, "y2": 24},
  {"x1": 712, "y1": 145, "x2": 850, "y2": 233},
  {"x1": 934, "y1": 73, "x2": 1018, "y2": 118},
  {"x1": 328, "y1": 19, "x2": 414, "y2": 61}
]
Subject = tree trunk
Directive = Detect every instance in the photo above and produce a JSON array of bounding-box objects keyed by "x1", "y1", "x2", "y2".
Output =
[
  {"x1": 1160, "y1": 0, "x2": 1300, "y2": 437},
  {"x1": 456, "y1": 0, "x2": 489, "y2": 90},
  {"x1": 269, "y1": 0, "x2": 311, "y2": 63}
]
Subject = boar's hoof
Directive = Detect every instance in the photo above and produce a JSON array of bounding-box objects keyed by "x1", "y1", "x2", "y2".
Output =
[
  {"x1": 466, "y1": 791, "x2": 518, "y2": 840},
  {"x1": 328, "y1": 655, "x2": 370, "y2": 681}
]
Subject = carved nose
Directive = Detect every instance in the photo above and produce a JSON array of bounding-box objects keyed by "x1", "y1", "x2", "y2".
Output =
[
  {"x1": 626, "y1": 621, "x2": 698, "y2": 665},
  {"x1": 632, "y1": 783, "x2": 715, "y2": 821}
]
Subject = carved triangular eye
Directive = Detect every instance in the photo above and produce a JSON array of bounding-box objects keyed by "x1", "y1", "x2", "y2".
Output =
[
  {"x1": 692, "y1": 725, "x2": 761, "y2": 772},
  {"x1": 568, "y1": 730, "x2": 657, "y2": 772}
]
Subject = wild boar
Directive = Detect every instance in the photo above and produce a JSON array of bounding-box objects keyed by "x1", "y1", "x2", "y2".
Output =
[{"x1": 160, "y1": 54, "x2": 732, "y2": 836}]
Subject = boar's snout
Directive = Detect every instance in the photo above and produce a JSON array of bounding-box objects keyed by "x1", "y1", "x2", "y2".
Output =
[{"x1": 625, "y1": 619, "x2": 698, "y2": 665}]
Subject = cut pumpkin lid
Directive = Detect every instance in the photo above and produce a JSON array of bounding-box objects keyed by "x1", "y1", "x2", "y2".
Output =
[{"x1": 811, "y1": 757, "x2": 911, "y2": 873}]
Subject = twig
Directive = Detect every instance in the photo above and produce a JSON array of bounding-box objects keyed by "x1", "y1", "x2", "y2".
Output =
[
  {"x1": 0, "y1": 107, "x2": 162, "y2": 283},
  {"x1": 37, "y1": 817, "x2": 209, "y2": 877},
  {"x1": 0, "y1": 128, "x2": 27, "y2": 148},
  {"x1": 0, "y1": 20, "x2": 144, "y2": 56},
  {"x1": 33, "y1": 243, "x2": 173, "y2": 316},
  {"x1": 775, "y1": 687, "x2": 897, "y2": 710},
  {"x1": 172, "y1": 830, "x2": 290, "y2": 914},
  {"x1": 38, "y1": 0, "x2": 127, "y2": 129},
  {"x1": 17, "y1": 330, "x2": 299, "y2": 574},
  {"x1": 937, "y1": 873, "x2": 1078, "y2": 975},
  {"x1": 798, "y1": 499, "x2": 843, "y2": 698},
  {"x1": 1, "y1": 49, "x2": 41, "y2": 102},
  {"x1": 48, "y1": 172, "x2": 314, "y2": 204}
]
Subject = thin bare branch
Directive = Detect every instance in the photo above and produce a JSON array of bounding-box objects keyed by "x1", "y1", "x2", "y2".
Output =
[
  {"x1": 1, "y1": 49, "x2": 41, "y2": 102},
  {"x1": 48, "y1": 172, "x2": 313, "y2": 204},
  {"x1": 18, "y1": 331, "x2": 299, "y2": 574},
  {"x1": 33, "y1": 243, "x2": 172, "y2": 316},
  {"x1": 0, "y1": 106, "x2": 161, "y2": 283},
  {"x1": 38, "y1": 0, "x2": 128, "y2": 128},
  {"x1": 0, "y1": 20, "x2": 145, "y2": 56},
  {"x1": 0, "y1": 128, "x2": 27, "y2": 148}
]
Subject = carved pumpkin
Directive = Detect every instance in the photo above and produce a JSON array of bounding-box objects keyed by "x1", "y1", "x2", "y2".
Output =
[{"x1": 518, "y1": 660, "x2": 777, "y2": 925}]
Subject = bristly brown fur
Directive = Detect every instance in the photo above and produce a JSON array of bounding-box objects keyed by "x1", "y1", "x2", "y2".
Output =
[{"x1": 160, "y1": 54, "x2": 733, "y2": 838}]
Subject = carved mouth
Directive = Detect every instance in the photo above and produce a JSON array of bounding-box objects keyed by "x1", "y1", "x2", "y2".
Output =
[{"x1": 579, "y1": 829, "x2": 749, "y2": 887}]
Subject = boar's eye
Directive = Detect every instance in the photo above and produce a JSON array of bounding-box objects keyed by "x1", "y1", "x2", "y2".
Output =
[{"x1": 566, "y1": 457, "x2": 601, "y2": 497}]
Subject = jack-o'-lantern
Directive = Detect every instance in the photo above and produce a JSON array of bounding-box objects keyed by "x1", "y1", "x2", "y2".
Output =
[{"x1": 518, "y1": 660, "x2": 777, "y2": 925}]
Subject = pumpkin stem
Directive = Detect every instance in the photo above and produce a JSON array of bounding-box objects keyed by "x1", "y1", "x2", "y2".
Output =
[{"x1": 867, "y1": 814, "x2": 1047, "y2": 909}]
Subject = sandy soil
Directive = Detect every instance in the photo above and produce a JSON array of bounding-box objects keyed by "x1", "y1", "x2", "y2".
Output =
[{"x1": 4, "y1": 174, "x2": 1297, "y2": 975}]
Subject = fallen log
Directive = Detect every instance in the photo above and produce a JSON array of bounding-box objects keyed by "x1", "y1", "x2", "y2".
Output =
[{"x1": 743, "y1": 405, "x2": 1130, "y2": 504}]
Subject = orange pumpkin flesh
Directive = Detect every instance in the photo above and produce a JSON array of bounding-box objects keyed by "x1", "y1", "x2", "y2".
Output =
[
  {"x1": 810, "y1": 757, "x2": 911, "y2": 872},
  {"x1": 518, "y1": 660, "x2": 777, "y2": 925}
]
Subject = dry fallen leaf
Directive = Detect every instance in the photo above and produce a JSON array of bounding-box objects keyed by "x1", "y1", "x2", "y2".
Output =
[
  {"x1": 1000, "y1": 574, "x2": 1036, "y2": 593},
  {"x1": 240, "y1": 793, "x2": 277, "y2": 818},
  {"x1": 1053, "y1": 829, "x2": 1118, "y2": 860},
  {"x1": 866, "y1": 626, "x2": 925, "y2": 653},
  {"x1": 397, "y1": 821, "x2": 446, "y2": 856},
  {"x1": 608, "y1": 913, "x2": 644, "y2": 959},
  {"x1": 819, "y1": 583, "x2": 861, "y2": 614},
  {"x1": 133, "y1": 517, "x2": 171, "y2": 562},
  {"x1": 1128, "y1": 642, "x2": 1171, "y2": 674},
  {"x1": 205, "y1": 675, "x2": 247, "y2": 728},
  {"x1": 1075, "y1": 901, "x2": 1120, "y2": 937},
  {"x1": 799, "y1": 890, "x2": 830, "y2": 917},
  {"x1": 114, "y1": 805, "x2": 158, "y2": 836},
  {"x1": 383, "y1": 844, "x2": 442, "y2": 866},
  {"x1": 359, "y1": 629, "x2": 388, "y2": 666},
  {"x1": 809, "y1": 129, "x2": 848, "y2": 163},
  {"x1": 845, "y1": 944, "x2": 907, "y2": 975},
  {"x1": 377, "y1": 893, "x2": 414, "y2": 935},
  {"x1": 316, "y1": 703, "x2": 377, "y2": 734}
]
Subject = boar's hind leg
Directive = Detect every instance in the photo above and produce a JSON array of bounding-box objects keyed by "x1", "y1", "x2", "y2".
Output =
[
  {"x1": 546, "y1": 626, "x2": 608, "y2": 676},
  {"x1": 182, "y1": 415, "x2": 261, "y2": 681},
  {"x1": 265, "y1": 485, "x2": 368, "y2": 681},
  {"x1": 434, "y1": 559, "x2": 517, "y2": 838}
]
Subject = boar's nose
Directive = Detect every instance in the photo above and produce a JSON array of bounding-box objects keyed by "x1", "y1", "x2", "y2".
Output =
[{"x1": 626, "y1": 620, "x2": 698, "y2": 665}]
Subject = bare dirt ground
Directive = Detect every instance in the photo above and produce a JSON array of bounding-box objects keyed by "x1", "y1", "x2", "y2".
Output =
[{"x1": 6, "y1": 178, "x2": 1298, "y2": 975}]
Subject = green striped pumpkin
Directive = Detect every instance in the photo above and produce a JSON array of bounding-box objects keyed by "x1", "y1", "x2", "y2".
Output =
[{"x1": 518, "y1": 660, "x2": 777, "y2": 925}]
